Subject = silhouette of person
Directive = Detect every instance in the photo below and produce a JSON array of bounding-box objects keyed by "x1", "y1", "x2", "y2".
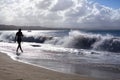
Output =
[{"x1": 15, "y1": 29, "x2": 23, "y2": 53}]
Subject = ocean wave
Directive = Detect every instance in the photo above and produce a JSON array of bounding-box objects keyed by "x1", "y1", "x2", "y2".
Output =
[
  {"x1": 0, "y1": 31, "x2": 53, "y2": 43},
  {"x1": 0, "y1": 30, "x2": 120, "y2": 52},
  {"x1": 45, "y1": 30, "x2": 120, "y2": 53}
]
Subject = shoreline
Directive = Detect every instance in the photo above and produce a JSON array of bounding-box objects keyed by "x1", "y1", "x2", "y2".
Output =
[{"x1": 0, "y1": 52, "x2": 99, "y2": 80}]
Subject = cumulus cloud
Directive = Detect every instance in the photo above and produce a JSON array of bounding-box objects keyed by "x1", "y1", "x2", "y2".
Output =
[
  {"x1": 0, "y1": 0, "x2": 120, "y2": 29},
  {"x1": 51, "y1": 0, "x2": 73, "y2": 11}
]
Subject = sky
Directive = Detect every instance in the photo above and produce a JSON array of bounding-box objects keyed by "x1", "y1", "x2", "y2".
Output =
[
  {"x1": 0, "y1": 0, "x2": 120, "y2": 30},
  {"x1": 92, "y1": 0, "x2": 120, "y2": 9}
]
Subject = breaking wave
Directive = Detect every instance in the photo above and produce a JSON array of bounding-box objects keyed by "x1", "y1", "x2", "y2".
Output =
[
  {"x1": 0, "y1": 30, "x2": 120, "y2": 52},
  {"x1": 0, "y1": 31, "x2": 53, "y2": 43},
  {"x1": 45, "y1": 30, "x2": 120, "y2": 53}
]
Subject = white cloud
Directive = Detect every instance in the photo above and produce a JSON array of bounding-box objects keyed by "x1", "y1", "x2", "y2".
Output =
[
  {"x1": 51, "y1": 0, "x2": 73, "y2": 11},
  {"x1": 0, "y1": 0, "x2": 120, "y2": 29}
]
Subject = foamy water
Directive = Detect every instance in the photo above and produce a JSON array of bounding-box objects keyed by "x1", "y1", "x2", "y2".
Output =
[
  {"x1": 0, "y1": 42, "x2": 120, "y2": 80},
  {"x1": 0, "y1": 30, "x2": 120, "y2": 80}
]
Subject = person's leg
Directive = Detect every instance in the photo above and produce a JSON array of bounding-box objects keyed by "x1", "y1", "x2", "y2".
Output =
[
  {"x1": 16, "y1": 41, "x2": 20, "y2": 52},
  {"x1": 19, "y1": 42, "x2": 23, "y2": 52},
  {"x1": 16, "y1": 47, "x2": 18, "y2": 52},
  {"x1": 16, "y1": 43, "x2": 19, "y2": 52}
]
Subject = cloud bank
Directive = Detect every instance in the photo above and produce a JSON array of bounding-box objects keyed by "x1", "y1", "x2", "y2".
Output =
[{"x1": 0, "y1": 0, "x2": 120, "y2": 29}]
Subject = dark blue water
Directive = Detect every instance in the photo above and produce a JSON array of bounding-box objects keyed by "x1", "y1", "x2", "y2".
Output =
[{"x1": 84, "y1": 30, "x2": 120, "y2": 37}]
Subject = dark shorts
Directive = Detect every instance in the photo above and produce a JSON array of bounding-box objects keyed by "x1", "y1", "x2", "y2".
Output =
[{"x1": 17, "y1": 40, "x2": 22, "y2": 44}]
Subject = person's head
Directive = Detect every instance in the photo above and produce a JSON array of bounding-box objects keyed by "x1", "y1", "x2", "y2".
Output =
[{"x1": 18, "y1": 29, "x2": 21, "y2": 32}]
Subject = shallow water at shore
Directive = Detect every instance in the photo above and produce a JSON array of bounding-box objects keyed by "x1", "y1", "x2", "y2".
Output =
[
  {"x1": 0, "y1": 42, "x2": 120, "y2": 80},
  {"x1": 0, "y1": 30, "x2": 120, "y2": 79}
]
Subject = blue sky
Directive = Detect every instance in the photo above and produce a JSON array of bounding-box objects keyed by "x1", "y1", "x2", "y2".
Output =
[
  {"x1": 0, "y1": 0, "x2": 120, "y2": 29},
  {"x1": 92, "y1": 0, "x2": 120, "y2": 9}
]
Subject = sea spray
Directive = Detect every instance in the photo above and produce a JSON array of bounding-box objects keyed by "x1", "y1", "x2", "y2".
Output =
[
  {"x1": 1, "y1": 30, "x2": 120, "y2": 52},
  {"x1": 45, "y1": 30, "x2": 120, "y2": 52},
  {"x1": 0, "y1": 30, "x2": 120, "y2": 79}
]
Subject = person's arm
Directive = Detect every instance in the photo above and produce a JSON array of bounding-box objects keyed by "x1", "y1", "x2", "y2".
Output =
[
  {"x1": 22, "y1": 33, "x2": 23, "y2": 37},
  {"x1": 15, "y1": 33, "x2": 17, "y2": 42},
  {"x1": 21, "y1": 32, "x2": 24, "y2": 42}
]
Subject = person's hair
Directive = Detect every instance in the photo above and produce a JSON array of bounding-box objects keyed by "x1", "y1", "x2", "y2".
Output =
[{"x1": 19, "y1": 29, "x2": 21, "y2": 32}]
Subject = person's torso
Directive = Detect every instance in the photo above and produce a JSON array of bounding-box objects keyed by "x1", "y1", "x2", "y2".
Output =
[{"x1": 16, "y1": 32, "x2": 23, "y2": 41}]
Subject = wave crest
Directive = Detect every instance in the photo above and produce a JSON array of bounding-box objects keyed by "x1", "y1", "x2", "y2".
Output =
[{"x1": 1, "y1": 30, "x2": 120, "y2": 52}]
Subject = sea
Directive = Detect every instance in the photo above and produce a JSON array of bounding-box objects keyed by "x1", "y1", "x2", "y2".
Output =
[{"x1": 0, "y1": 30, "x2": 120, "y2": 80}]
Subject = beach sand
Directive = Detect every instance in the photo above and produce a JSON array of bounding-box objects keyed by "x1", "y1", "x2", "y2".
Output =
[{"x1": 0, "y1": 53, "x2": 98, "y2": 80}]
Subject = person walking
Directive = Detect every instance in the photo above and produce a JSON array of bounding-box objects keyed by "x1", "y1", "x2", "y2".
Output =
[{"x1": 15, "y1": 29, "x2": 23, "y2": 54}]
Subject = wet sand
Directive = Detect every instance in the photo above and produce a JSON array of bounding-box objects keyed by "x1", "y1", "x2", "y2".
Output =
[{"x1": 0, "y1": 52, "x2": 99, "y2": 80}]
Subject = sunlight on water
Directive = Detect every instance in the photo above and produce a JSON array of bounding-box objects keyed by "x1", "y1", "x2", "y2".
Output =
[{"x1": 0, "y1": 30, "x2": 120, "y2": 79}]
